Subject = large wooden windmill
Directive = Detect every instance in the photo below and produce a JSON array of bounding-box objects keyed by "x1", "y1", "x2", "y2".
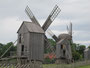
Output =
[
  {"x1": 17, "y1": 5, "x2": 61, "y2": 64},
  {"x1": 47, "y1": 23, "x2": 73, "y2": 64}
]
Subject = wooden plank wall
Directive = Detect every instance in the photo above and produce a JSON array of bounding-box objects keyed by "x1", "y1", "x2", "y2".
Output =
[{"x1": 29, "y1": 33, "x2": 44, "y2": 61}]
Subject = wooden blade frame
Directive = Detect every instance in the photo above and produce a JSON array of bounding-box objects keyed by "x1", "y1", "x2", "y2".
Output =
[
  {"x1": 44, "y1": 36, "x2": 56, "y2": 53},
  {"x1": 47, "y1": 29, "x2": 58, "y2": 42},
  {"x1": 42, "y1": 5, "x2": 61, "y2": 31},
  {"x1": 25, "y1": 6, "x2": 41, "y2": 26}
]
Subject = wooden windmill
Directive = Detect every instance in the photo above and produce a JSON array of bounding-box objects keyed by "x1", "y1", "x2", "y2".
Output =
[
  {"x1": 47, "y1": 23, "x2": 73, "y2": 64},
  {"x1": 17, "y1": 5, "x2": 61, "y2": 64}
]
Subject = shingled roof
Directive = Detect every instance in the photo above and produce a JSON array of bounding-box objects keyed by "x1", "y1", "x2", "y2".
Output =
[
  {"x1": 17, "y1": 21, "x2": 44, "y2": 33},
  {"x1": 58, "y1": 34, "x2": 72, "y2": 40}
]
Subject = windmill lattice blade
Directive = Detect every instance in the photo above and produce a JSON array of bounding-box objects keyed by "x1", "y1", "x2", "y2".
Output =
[
  {"x1": 44, "y1": 36, "x2": 56, "y2": 53},
  {"x1": 47, "y1": 29, "x2": 58, "y2": 42},
  {"x1": 25, "y1": 6, "x2": 41, "y2": 26},
  {"x1": 42, "y1": 5, "x2": 61, "y2": 31},
  {"x1": 47, "y1": 29, "x2": 54, "y2": 36},
  {"x1": 50, "y1": 5, "x2": 61, "y2": 21}
]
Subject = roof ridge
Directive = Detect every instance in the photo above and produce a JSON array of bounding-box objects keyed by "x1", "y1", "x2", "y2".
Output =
[{"x1": 23, "y1": 21, "x2": 32, "y2": 23}]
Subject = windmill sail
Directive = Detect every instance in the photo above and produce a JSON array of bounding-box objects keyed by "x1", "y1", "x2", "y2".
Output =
[
  {"x1": 42, "y1": 5, "x2": 61, "y2": 31},
  {"x1": 25, "y1": 6, "x2": 41, "y2": 26},
  {"x1": 47, "y1": 29, "x2": 58, "y2": 42},
  {"x1": 44, "y1": 36, "x2": 55, "y2": 53}
]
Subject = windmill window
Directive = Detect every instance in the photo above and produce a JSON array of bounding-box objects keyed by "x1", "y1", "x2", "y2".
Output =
[
  {"x1": 19, "y1": 34, "x2": 21, "y2": 43},
  {"x1": 21, "y1": 45, "x2": 24, "y2": 55},
  {"x1": 61, "y1": 44, "x2": 63, "y2": 49},
  {"x1": 22, "y1": 45, "x2": 24, "y2": 51},
  {"x1": 63, "y1": 50, "x2": 66, "y2": 56}
]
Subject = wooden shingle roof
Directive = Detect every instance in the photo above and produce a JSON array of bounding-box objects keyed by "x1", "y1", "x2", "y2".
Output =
[{"x1": 17, "y1": 21, "x2": 44, "y2": 33}]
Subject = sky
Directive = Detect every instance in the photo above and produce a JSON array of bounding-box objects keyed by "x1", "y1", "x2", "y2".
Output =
[{"x1": 0, "y1": 0, "x2": 90, "y2": 47}]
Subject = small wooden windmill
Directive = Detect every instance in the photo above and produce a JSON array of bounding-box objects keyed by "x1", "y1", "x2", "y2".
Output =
[
  {"x1": 17, "y1": 5, "x2": 61, "y2": 64},
  {"x1": 47, "y1": 23, "x2": 73, "y2": 64}
]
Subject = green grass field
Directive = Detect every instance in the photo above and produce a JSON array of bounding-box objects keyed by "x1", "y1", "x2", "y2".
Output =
[
  {"x1": 43, "y1": 64, "x2": 73, "y2": 68},
  {"x1": 43, "y1": 64, "x2": 90, "y2": 68},
  {"x1": 77, "y1": 65, "x2": 90, "y2": 68},
  {"x1": 0, "y1": 64, "x2": 90, "y2": 68}
]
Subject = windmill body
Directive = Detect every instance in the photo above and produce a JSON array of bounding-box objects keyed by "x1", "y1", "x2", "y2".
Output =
[
  {"x1": 47, "y1": 23, "x2": 73, "y2": 64},
  {"x1": 17, "y1": 21, "x2": 44, "y2": 62},
  {"x1": 56, "y1": 34, "x2": 72, "y2": 63}
]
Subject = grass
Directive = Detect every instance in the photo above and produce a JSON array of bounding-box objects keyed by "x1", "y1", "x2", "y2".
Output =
[
  {"x1": 43, "y1": 64, "x2": 72, "y2": 68},
  {"x1": 0, "y1": 63, "x2": 90, "y2": 68},
  {"x1": 43, "y1": 64, "x2": 90, "y2": 68},
  {"x1": 77, "y1": 65, "x2": 90, "y2": 68}
]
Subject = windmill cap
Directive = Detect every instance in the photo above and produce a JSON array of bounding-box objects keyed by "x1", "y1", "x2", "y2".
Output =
[{"x1": 58, "y1": 34, "x2": 72, "y2": 40}]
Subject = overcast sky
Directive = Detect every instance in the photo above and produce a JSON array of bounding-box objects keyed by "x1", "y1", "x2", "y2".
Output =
[{"x1": 0, "y1": 0, "x2": 90, "y2": 47}]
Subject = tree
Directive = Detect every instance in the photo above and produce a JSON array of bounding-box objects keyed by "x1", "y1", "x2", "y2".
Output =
[
  {"x1": 0, "y1": 42, "x2": 16, "y2": 58},
  {"x1": 77, "y1": 45, "x2": 86, "y2": 58},
  {"x1": 72, "y1": 51, "x2": 81, "y2": 61},
  {"x1": 71, "y1": 42, "x2": 86, "y2": 61},
  {"x1": 71, "y1": 43, "x2": 80, "y2": 60}
]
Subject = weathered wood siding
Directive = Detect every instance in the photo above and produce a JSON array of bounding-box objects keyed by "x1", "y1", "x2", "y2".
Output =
[
  {"x1": 17, "y1": 21, "x2": 44, "y2": 61},
  {"x1": 29, "y1": 33, "x2": 44, "y2": 61},
  {"x1": 17, "y1": 23, "x2": 29, "y2": 57},
  {"x1": 56, "y1": 40, "x2": 72, "y2": 60}
]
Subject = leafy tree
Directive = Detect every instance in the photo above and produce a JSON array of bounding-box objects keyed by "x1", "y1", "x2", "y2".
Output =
[
  {"x1": 71, "y1": 43, "x2": 80, "y2": 60},
  {"x1": 72, "y1": 51, "x2": 81, "y2": 60},
  {"x1": 0, "y1": 42, "x2": 16, "y2": 58},
  {"x1": 77, "y1": 45, "x2": 86, "y2": 58},
  {"x1": 71, "y1": 42, "x2": 86, "y2": 61}
]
